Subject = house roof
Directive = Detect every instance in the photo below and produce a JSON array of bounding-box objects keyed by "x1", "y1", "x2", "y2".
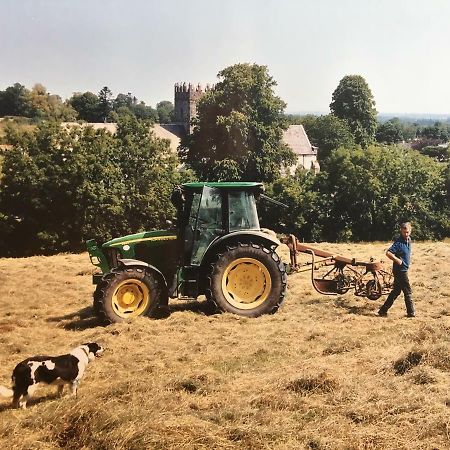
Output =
[
  {"x1": 151, "y1": 124, "x2": 184, "y2": 153},
  {"x1": 282, "y1": 124, "x2": 317, "y2": 156},
  {"x1": 62, "y1": 122, "x2": 183, "y2": 153}
]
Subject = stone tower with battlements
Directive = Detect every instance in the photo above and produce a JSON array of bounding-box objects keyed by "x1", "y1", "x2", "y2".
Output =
[{"x1": 174, "y1": 82, "x2": 211, "y2": 133}]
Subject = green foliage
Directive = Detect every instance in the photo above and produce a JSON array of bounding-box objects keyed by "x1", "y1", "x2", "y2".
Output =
[
  {"x1": 156, "y1": 101, "x2": 174, "y2": 123},
  {"x1": 131, "y1": 102, "x2": 158, "y2": 121},
  {"x1": 181, "y1": 63, "x2": 296, "y2": 182},
  {"x1": 0, "y1": 83, "x2": 33, "y2": 117},
  {"x1": 113, "y1": 92, "x2": 137, "y2": 110},
  {"x1": 261, "y1": 171, "x2": 320, "y2": 239},
  {"x1": 0, "y1": 116, "x2": 180, "y2": 256},
  {"x1": 98, "y1": 86, "x2": 113, "y2": 122},
  {"x1": 445, "y1": 163, "x2": 450, "y2": 204},
  {"x1": 376, "y1": 118, "x2": 404, "y2": 144},
  {"x1": 69, "y1": 91, "x2": 102, "y2": 122},
  {"x1": 113, "y1": 92, "x2": 158, "y2": 121},
  {"x1": 419, "y1": 145, "x2": 449, "y2": 162},
  {"x1": 69, "y1": 89, "x2": 159, "y2": 123},
  {"x1": 418, "y1": 121, "x2": 450, "y2": 141},
  {"x1": 330, "y1": 75, "x2": 378, "y2": 148},
  {"x1": 301, "y1": 114, "x2": 356, "y2": 165},
  {"x1": 316, "y1": 146, "x2": 448, "y2": 241},
  {"x1": 263, "y1": 146, "x2": 448, "y2": 242},
  {"x1": 0, "y1": 83, "x2": 76, "y2": 121},
  {"x1": 28, "y1": 84, "x2": 77, "y2": 121}
]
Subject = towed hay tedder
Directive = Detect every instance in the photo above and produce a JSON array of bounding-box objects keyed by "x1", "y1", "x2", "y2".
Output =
[{"x1": 282, "y1": 235, "x2": 393, "y2": 300}]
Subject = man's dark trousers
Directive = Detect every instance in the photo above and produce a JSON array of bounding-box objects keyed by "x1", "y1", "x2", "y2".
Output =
[{"x1": 379, "y1": 271, "x2": 415, "y2": 316}]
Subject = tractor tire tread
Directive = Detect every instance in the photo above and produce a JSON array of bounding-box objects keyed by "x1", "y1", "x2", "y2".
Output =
[
  {"x1": 206, "y1": 241, "x2": 287, "y2": 317},
  {"x1": 93, "y1": 267, "x2": 163, "y2": 325}
]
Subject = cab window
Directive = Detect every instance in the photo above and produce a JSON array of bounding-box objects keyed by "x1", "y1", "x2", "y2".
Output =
[{"x1": 228, "y1": 191, "x2": 259, "y2": 231}]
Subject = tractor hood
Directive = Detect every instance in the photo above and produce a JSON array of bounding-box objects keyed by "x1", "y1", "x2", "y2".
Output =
[{"x1": 103, "y1": 230, "x2": 177, "y2": 248}]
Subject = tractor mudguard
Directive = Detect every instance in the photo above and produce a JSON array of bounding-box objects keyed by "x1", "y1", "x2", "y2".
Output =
[
  {"x1": 117, "y1": 259, "x2": 168, "y2": 290},
  {"x1": 200, "y1": 230, "x2": 280, "y2": 267}
]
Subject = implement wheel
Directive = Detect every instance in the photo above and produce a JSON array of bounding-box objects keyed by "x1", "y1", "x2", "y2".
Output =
[
  {"x1": 366, "y1": 279, "x2": 382, "y2": 301},
  {"x1": 207, "y1": 243, "x2": 287, "y2": 317},
  {"x1": 94, "y1": 267, "x2": 162, "y2": 324}
]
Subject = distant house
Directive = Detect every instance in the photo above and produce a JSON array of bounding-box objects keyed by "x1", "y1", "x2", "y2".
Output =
[{"x1": 282, "y1": 124, "x2": 320, "y2": 173}]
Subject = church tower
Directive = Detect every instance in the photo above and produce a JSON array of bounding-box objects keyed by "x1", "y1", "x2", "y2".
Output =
[{"x1": 173, "y1": 82, "x2": 210, "y2": 133}]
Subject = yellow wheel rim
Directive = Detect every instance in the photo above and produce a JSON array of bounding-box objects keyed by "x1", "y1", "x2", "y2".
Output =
[
  {"x1": 111, "y1": 279, "x2": 150, "y2": 319},
  {"x1": 221, "y1": 257, "x2": 272, "y2": 309}
]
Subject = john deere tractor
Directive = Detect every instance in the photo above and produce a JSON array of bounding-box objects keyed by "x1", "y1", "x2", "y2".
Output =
[{"x1": 87, "y1": 182, "x2": 287, "y2": 324}]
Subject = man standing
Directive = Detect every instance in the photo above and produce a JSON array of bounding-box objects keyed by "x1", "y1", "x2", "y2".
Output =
[{"x1": 378, "y1": 222, "x2": 415, "y2": 318}]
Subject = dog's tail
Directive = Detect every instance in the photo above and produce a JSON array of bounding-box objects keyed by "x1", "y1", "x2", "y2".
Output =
[{"x1": 0, "y1": 385, "x2": 14, "y2": 398}]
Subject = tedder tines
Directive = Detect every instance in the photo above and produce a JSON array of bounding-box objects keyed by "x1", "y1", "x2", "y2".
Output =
[{"x1": 86, "y1": 182, "x2": 393, "y2": 324}]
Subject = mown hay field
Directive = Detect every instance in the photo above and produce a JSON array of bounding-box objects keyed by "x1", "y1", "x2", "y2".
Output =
[{"x1": 0, "y1": 241, "x2": 449, "y2": 450}]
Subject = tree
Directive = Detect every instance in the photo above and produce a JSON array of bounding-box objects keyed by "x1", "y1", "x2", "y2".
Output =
[
  {"x1": 98, "y1": 86, "x2": 113, "y2": 122},
  {"x1": 69, "y1": 92, "x2": 102, "y2": 122},
  {"x1": 0, "y1": 83, "x2": 32, "y2": 117},
  {"x1": 113, "y1": 92, "x2": 136, "y2": 110},
  {"x1": 318, "y1": 146, "x2": 448, "y2": 241},
  {"x1": 0, "y1": 116, "x2": 180, "y2": 256},
  {"x1": 131, "y1": 101, "x2": 158, "y2": 121},
  {"x1": 418, "y1": 121, "x2": 449, "y2": 142},
  {"x1": 376, "y1": 118, "x2": 404, "y2": 144},
  {"x1": 445, "y1": 162, "x2": 450, "y2": 207},
  {"x1": 330, "y1": 75, "x2": 378, "y2": 147},
  {"x1": 28, "y1": 83, "x2": 77, "y2": 121},
  {"x1": 156, "y1": 100, "x2": 174, "y2": 123},
  {"x1": 302, "y1": 114, "x2": 355, "y2": 165},
  {"x1": 260, "y1": 170, "x2": 319, "y2": 239},
  {"x1": 180, "y1": 63, "x2": 296, "y2": 181}
]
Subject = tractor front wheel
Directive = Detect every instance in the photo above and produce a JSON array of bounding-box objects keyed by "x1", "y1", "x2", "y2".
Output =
[
  {"x1": 94, "y1": 267, "x2": 163, "y2": 324},
  {"x1": 207, "y1": 243, "x2": 287, "y2": 317}
]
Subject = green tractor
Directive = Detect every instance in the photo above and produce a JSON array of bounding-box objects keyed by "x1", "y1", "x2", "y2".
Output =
[{"x1": 87, "y1": 182, "x2": 287, "y2": 324}]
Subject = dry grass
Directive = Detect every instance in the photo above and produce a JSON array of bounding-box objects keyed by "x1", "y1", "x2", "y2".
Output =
[{"x1": 0, "y1": 242, "x2": 449, "y2": 449}]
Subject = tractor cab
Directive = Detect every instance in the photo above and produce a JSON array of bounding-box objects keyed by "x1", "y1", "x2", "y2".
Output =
[{"x1": 173, "y1": 182, "x2": 263, "y2": 266}]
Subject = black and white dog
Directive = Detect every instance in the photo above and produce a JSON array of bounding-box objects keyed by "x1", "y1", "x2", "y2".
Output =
[{"x1": 0, "y1": 343, "x2": 104, "y2": 409}]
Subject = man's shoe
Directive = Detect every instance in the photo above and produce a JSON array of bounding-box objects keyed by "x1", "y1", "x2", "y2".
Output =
[{"x1": 378, "y1": 310, "x2": 388, "y2": 317}]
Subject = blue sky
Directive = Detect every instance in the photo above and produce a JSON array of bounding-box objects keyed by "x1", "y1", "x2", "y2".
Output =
[{"x1": 1, "y1": 0, "x2": 449, "y2": 114}]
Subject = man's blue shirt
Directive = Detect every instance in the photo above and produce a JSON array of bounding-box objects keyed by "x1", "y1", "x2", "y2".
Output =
[{"x1": 388, "y1": 236, "x2": 412, "y2": 272}]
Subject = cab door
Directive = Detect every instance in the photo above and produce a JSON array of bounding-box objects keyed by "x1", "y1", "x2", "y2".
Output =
[{"x1": 190, "y1": 186, "x2": 223, "y2": 265}]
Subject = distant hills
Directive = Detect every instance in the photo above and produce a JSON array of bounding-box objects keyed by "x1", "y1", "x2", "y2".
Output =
[
  {"x1": 378, "y1": 113, "x2": 450, "y2": 123},
  {"x1": 287, "y1": 111, "x2": 450, "y2": 123}
]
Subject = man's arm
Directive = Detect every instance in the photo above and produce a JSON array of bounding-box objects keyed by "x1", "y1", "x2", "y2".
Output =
[{"x1": 386, "y1": 250, "x2": 402, "y2": 266}]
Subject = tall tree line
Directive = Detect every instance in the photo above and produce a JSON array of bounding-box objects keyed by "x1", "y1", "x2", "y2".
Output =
[{"x1": 0, "y1": 83, "x2": 174, "y2": 123}]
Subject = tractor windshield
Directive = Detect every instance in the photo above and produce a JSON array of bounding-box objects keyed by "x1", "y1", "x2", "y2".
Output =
[{"x1": 229, "y1": 191, "x2": 259, "y2": 231}]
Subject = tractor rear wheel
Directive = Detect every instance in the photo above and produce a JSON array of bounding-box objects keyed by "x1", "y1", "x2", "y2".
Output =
[
  {"x1": 94, "y1": 267, "x2": 163, "y2": 324},
  {"x1": 207, "y1": 243, "x2": 287, "y2": 317}
]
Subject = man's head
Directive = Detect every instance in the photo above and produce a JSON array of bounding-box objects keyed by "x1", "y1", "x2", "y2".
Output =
[{"x1": 400, "y1": 222, "x2": 412, "y2": 240}]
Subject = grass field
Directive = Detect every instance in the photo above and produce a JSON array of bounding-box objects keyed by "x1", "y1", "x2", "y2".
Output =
[{"x1": 0, "y1": 241, "x2": 449, "y2": 449}]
